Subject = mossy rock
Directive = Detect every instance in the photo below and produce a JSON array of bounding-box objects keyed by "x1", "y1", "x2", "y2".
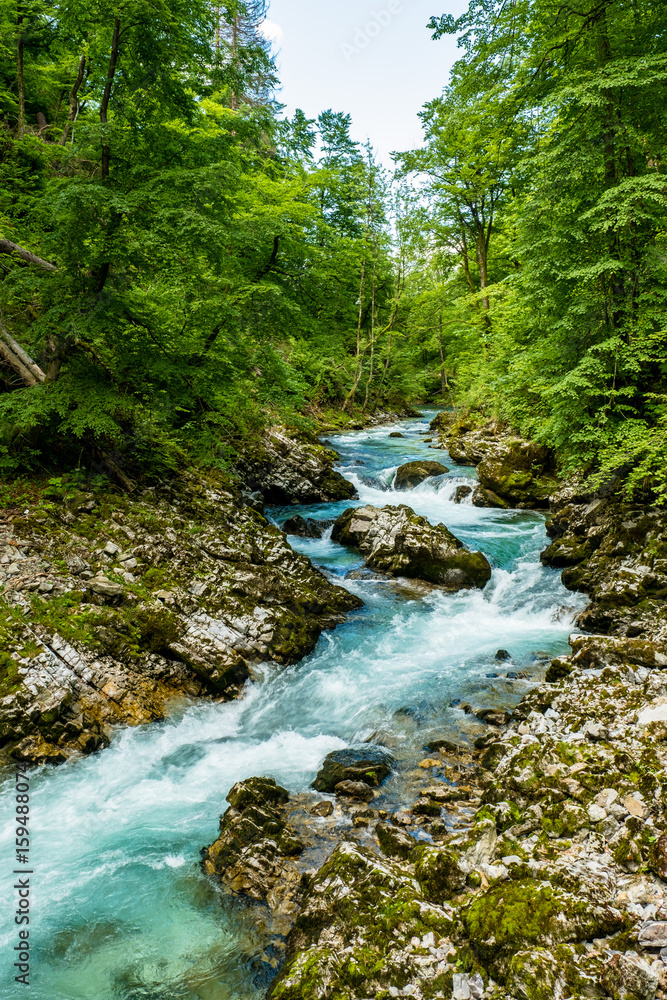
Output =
[
  {"x1": 477, "y1": 439, "x2": 557, "y2": 509},
  {"x1": 413, "y1": 845, "x2": 466, "y2": 901},
  {"x1": 332, "y1": 504, "x2": 491, "y2": 590},
  {"x1": 376, "y1": 821, "x2": 415, "y2": 861},
  {"x1": 226, "y1": 776, "x2": 289, "y2": 811},
  {"x1": 545, "y1": 659, "x2": 573, "y2": 682},
  {"x1": 540, "y1": 537, "x2": 592, "y2": 568},
  {"x1": 462, "y1": 878, "x2": 627, "y2": 971},
  {"x1": 312, "y1": 745, "x2": 394, "y2": 793},
  {"x1": 472, "y1": 485, "x2": 510, "y2": 509},
  {"x1": 271, "y1": 842, "x2": 454, "y2": 1000},
  {"x1": 429, "y1": 411, "x2": 453, "y2": 433}
]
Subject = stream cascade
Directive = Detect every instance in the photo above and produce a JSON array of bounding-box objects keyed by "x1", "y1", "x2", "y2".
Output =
[{"x1": 0, "y1": 410, "x2": 585, "y2": 1000}]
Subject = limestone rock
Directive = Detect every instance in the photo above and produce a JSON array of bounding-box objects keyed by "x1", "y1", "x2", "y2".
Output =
[
  {"x1": 394, "y1": 460, "x2": 449, "y2": 489},
  {"x1": 414, "y1": 845, "x2": 467, "y2": 901},
  {"x1": 429, "y1": 410, "x2": 453, "y2": 434},
  {"x1": 201, "y1": 776, "x2": 303, "y2": 903},
  {"x1": 375, "y1": 820, "x2": 415, "y2": 860},
  {"x1": 569, "y1": 633, "x2": 667, "y2": 671},
  {"x1": 331, "y1": 504, "x2": 492, "y2": 589},
  {"x1": 334, "y1": 779, "x2": 374, "y2": 801},
  {"x1": 472, "y1": 485, "x2": 509, "y2": 509},
  {"x1": 476, "y1": 438, "x2": 557, "y2": 509},
  {"x1": 235, "y1": 427, "x2": 357, "y2": 504},
  {"x1": 463, "y1": 878, "x2": 627, "y2": 971},
  {"x1": 87, "y1": 576, "x2": 124, "y2": 599},
  {"x1": 436, "y1": 418, "x2": 558, "y2": 507},
  {"x1": 638, "y1": 921, "x2": 667, "y2": 948},
  {"x1": 541, "y1": 484, "x2": 667, "y2": 640},
  {"x1": 0, "y1": 466, "x2": 363, "y2": 764},
  {"x1": 312, "y1": 745, "x2": 394, "y2": 793},
  {"x1": 649, "y1": 832, "x2": 667, "y2": 880},
  {"x1": 283, "y1": 514, "x2": 324, "y2": 538},
  {"x1": 270, "y1": 842, "x2": 454, "y2": 1000}
]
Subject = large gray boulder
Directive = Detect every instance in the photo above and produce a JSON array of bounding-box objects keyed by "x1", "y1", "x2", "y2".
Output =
[
  {"x1": 235, "y1": 427, "x2": 357, "y2": 504},
  {"x1": 312, "y1": 745, "x2": 394, "y2": 792},
  {"x1": 331, "y1": 504, "x2": 491, "y2": 590}
]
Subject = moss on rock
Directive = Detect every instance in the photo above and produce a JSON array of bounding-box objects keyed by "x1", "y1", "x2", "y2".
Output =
[{"x1": 462, "y1": 879, "x2": 627, "y2": 971}]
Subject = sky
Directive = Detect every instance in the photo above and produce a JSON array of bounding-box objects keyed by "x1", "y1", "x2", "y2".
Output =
[{"x1": 263, "y1": 0, "x2": 470, "y2": 166}]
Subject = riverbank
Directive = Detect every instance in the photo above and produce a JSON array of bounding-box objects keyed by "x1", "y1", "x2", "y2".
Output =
[
  {"x1": 0, "y1": 408, "x2": 581, "y2": 999},
  {"x1": 2, "y1": 409, "x2": 665, "y2": 999},
  {"x1": 0, "y1": 467, "x2": 361, "y2": 765},
  {"x1": 262, "y1": 416, "x2": 667, "y2": 1000}
]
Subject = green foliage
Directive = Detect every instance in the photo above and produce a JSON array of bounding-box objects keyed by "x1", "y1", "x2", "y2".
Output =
[
  {"x1": 0, "y1": 1, "x2": 416, "y2": 479},
  {"x1": 402, "y1": 0, "x2": 667, "y2": 498}
]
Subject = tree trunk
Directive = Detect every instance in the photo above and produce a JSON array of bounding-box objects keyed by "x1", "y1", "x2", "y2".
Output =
[
  {"x1": 457, "y1": 223, "x2": 479, "y2": 305},
  {"x1": 60, "y1": 54, "x2": 86, "y2": 145},
  {"x1": 231, "y1": 15, "x2": 238, "y2": 110},
  {"x1": 438, "y1": 310, "x2": 447, "y2": 398},
  {"x1": 17, "y1": 8, "x2": 25, "y2": 138},
  {"x1": 476, "y1": 231, "x2": 491, "y2": 315},
  {"x1": 342, "y1": 259, "x2": 366, "y2": 413},
  {"x1": 374, "y1": 332, "x2": 393, "y2": 408},
  {"x1": 0, "y1": 326, "x2": 46, "y2": 387},
  {"x1": 0, "y1": 238, "x2": 56, "y2": 271},
  {"x1": 362, "y1": 247, "x2": 377, "y2": 413},
  {"x1": 100, "y1": 18, "x2": 121, "y2": 180}
]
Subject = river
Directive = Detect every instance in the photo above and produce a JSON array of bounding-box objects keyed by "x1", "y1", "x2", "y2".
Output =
[{"x1": 0, "y1": 409, "x2": 586, "y2": 999}]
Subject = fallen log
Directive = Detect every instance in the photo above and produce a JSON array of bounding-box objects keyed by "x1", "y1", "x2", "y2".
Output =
[{"x1": 0, "y1": 238, "x2": 56, "y2": 271}]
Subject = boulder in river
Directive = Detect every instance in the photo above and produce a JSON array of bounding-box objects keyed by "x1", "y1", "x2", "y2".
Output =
[
  {"x1": 201, "y1": 776, "x2": 304, "y2": 903},
  {"x1": 429, "y1": 410, "x2": 453, "y2": 434},
  {"x1": 472, "y1": 484, "x2": 509, "y2": 509},
  {"x1": 331, "y1": 504, "x2": 492, "y2": 590},
  {"x1": 395, "y1": 460, "x2": 449, "y2": 489},
  {"x1": 389, "y1": 431, "x2": 404, "y2": 438},
  {"x1": 283, "y1": 514, "x2": 325, "y2": 538},
  {"x1": 312, "y1": 745, "x2": 394, "y2": 792},
  {"x1": 453, "y1": 484, "x2": 473, "y2": 504}
]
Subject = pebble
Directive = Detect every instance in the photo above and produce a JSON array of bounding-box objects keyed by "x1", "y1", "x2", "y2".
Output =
[
  {"x1": 624, "y1": 795, "x2": 648, "y2": 819},
  {"x1": 595, "y1": 788, "x2": 619, "y2": 809},
  {"x1": 418, "y1": 758, "x2": 441, "y2": 768},
  {"x1": 587, "y1": 803, "x2": 607, "y2": 823},
  {"x1": 310, "y1": 801, "x2": 334, "y2": 817},
  {"x1": 639, "y1": 922, "x2": 667, "y2": 948}
]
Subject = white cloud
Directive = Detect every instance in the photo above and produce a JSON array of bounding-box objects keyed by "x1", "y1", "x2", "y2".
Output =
[{"x1": 260, "y1": 19, "x2": 284, "y2": 44}]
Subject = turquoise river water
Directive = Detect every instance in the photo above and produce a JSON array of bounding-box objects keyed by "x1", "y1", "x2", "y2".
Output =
[{"x1": 0, "y1": 410, "x2": 587, "y2": 999}]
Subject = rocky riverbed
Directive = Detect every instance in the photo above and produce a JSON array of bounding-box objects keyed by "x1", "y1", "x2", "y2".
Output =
[
  {"x1": 204, "y1": 413, "x2": 667, "y2": 1000},
  {"x1": 3, "y1": 408, "x2": 666, "y2": 1000}
]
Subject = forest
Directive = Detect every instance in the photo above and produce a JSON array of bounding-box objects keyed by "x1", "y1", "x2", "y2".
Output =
[{"x1": 1, "y1": 0, "x2": 666, "y2": 497}]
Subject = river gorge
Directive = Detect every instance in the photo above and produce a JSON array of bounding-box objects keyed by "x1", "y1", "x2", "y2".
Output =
[{"x1": 0, "y1": 411, "x2": 588, "y2": 1000}]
